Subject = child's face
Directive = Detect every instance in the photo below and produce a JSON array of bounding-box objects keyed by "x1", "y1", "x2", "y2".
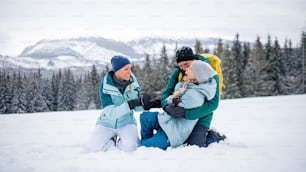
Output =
[{"x1": 184, "y1": 66, "x2": 196, "y2": 81}]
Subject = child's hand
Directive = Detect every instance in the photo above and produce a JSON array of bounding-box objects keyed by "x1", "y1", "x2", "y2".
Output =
[
  {"x1": 179, "y1": 87, "x2": 186, "y2": 94},
  {"x1": 172, "y1": 97, "x2": 180, "y2": 106}
]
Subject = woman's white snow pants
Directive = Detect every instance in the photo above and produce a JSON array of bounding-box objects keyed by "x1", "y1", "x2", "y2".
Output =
[{"x1": 85, "y1": 124, "x2": 139, "y2": 152}]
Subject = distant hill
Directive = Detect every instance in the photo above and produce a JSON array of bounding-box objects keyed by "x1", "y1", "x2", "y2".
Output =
[{"x1": 0, "y1": 36, "x2": 231, "y2": 75}]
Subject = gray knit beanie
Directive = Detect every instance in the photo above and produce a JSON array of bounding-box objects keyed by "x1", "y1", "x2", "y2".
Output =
[{"x1": 191, "y1": 60, "x2": 217, "y2": 83}]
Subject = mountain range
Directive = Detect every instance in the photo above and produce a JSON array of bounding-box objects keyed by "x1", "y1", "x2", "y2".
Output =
[{"x1": 0, "y1": 36, "x2": 230, "y2": 75}]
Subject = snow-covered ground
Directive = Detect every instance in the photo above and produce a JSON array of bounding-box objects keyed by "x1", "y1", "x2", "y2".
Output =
[{"x1": 1, "y1": 95, "x2": 306, "y2": 172}]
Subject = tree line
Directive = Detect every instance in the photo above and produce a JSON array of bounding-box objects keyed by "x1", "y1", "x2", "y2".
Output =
[{"x1": 1, "y1": 33, "x2": 305, "y2": 114}]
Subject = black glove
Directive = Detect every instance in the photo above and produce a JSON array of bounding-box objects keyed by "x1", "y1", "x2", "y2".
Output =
[
  {"x1": 143, "y1": 99, "x2": 161, "y2": 110},
  {"x1": 164, "y1": 105, "x2": 185, "y2": 118},
  {"x1": 127, "y1": 98, "x2": 141, "y2": 110},
  {"x1": 128, "y1": 94, "x2": 151, "y2": 110},
  {"x1": 141, "y1": 93, "x2": 151, "y2": 109}
]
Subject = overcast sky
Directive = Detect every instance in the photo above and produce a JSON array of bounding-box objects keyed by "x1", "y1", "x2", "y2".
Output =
[{"x1": 0, "y1": 0, "x2": 305, "y2": 56}]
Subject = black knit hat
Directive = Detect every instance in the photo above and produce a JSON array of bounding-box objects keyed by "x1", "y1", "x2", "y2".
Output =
[{"x1": 175, "y1": 46, "x2": 199, "y2": 63}]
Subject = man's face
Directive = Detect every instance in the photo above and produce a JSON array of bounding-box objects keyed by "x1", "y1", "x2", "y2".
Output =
[{"x1": 178, "y1": 60, "x2": 193, "y2": 71}]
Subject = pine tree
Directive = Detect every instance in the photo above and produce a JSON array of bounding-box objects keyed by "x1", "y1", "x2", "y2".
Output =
[
  {"x1": 26, "y1": 73, "x2": 49, "y2": 113},
  {"x1": 140, "y1": 54, "x2": 157, "y2": 97},
  {"x1": 302, "y1": 32, "x2": 306, "y2": 93},
  {"x1": 221, "y1": 44, "x2": 241, "y2": 99},
  {"x1": 231, "y1": 33, "x2": 244, "y2": 97},
  {"x1": 90, "y1": 65, "x2": 101, "y2": 109},
  {"x1": 169, "y1": 42, "x2": 178, "y2": 70},
  {"x1": 160, "y1": 43, "x2": 169, "y2": 68},
  {"x1": 240, "y1": 42, "x2": 251, "y2": 96},
  {"x1": 85, "y1": 72, "x2": 97, "y2": 110},
  {"x1": 51, "y1": 70, "x2": 61, "y2": 111},
  {"x1": 0, "y1": 71, "x2": 8, "y2": 114},
  {"x1": 280, "y1": 40, "x2": 302, "y2": 94},
  {"x1": 270, "y1": 38, "x2": 283, "y2": 95},
  {"x1": 5, "y1": 73, "x2": 14, "y2": 113},
  {"x1": 194, "y1": 39, "x2": 204, "y2": 54},
  {"x1": 11, "y1": 72, "x2": 27, "y2": 113},
  {"x1": 41, "y1": 77, "x2": 55, "y2": 111},
  {"x1": 155, "y1": 44, "x2": 171, "y2": 97},
  {"x1": 74, "y1": 75, "x2": 91, "y2": 110},
  {"x1": 263, "y1": 35, "x2": 277, "y2": 96},
  {"x1": 132, "y1": 64, "x2": 141, "y2": 79},
  {"x1": 243, "y1": 37, "x2": 273, "y2": 96},
  {"x1": 215, "y1": 38, "x2": 223, "y2": 60},
  {"x1": 57, "y1": 69, "x2": 76, "y2": 111}
]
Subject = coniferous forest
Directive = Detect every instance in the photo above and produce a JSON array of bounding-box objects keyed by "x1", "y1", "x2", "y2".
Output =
[{"x1": 1, "y1": 33, "x2": 306, "y2": 114}]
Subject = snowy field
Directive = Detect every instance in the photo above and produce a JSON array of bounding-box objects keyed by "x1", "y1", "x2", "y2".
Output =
[{"x1": 1, "y1": 94, "x2": 306, "y2": 172}]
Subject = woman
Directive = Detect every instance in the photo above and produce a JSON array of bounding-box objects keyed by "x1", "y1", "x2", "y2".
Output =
[{"x1": 86, "y1": 55, "x2": 150, "y2": 152}]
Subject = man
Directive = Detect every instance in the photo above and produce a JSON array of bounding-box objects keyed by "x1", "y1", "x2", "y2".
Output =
[{"x1": 162, "y1": 46, "x2": 226, "y2": 147}]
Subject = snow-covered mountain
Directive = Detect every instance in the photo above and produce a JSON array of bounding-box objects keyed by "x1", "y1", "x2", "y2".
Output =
[
  {"x1": 128, "y1": 37, "x2": 223, "y2": 56},
  {"x1": 0, "y1": 36, "x2": 228, "y2": 75}
]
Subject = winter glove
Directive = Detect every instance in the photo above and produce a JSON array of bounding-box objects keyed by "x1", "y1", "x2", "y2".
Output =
[
  {"x1": 141, "y1": 93, "x2": 151, "y2": 109},
  {"x1": 127, "y1": 98, "x2": 142, "y2": 110},
  {"x1": 172, "y1": 97, "x2": 180, "y2": 106},
  {"x1": 143, "y1": 99, "x2": 162, "y2": 110},
  {"x1": 164, "y1": 105, "x2": 185, "y2": 118},
  {"x1": 127, "y1": 94, "x2": 151, "y2": 110}
]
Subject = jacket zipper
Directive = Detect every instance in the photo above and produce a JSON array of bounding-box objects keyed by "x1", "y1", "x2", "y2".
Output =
[{"x1": 115, "y1": 118, "x2": 118, "y2": 129}]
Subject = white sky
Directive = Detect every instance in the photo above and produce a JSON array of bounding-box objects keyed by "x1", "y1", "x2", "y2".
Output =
[{"x1": 0, "y1": 0, "x2": 305, "y2": 56}]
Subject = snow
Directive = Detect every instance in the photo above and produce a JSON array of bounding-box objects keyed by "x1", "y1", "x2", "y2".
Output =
[{"x1": 1, "y1": 94, "x2": 306, "y2": 172}]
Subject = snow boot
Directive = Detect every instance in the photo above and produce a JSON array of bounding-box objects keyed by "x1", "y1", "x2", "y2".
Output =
[
  {"x1": 111, "y1": 136, "x2": 118, "y2": 146},
  {"x1": 207, "y1": 129, "x2": 226, "y2": 143}
]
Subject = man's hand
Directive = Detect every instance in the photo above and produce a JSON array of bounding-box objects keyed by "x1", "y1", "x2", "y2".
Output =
[
  {"x1": 164, "y1": 105, "x2": 185, "y2": 118},
  {"x1": 141, "y1": 93, "x2": 151, "y2": 109},
  {"x1": 143, "y1": 99, "x2": 161, "y2": 110}
]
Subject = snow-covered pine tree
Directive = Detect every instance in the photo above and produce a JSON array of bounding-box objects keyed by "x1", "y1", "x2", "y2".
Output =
[
  {"x1": 84, "y1": 73, "x2": 95, "y2": 109},
  {"x1": 138, "y1": 54, "x2": 156, "y2": 97},
  {"x1": 57, "y1": 69, "x2": 76, "y2": 111},
  {"x1": 11, "y1": 72, "x2": 27, "y2": 113},
  {"x1": 26, "y1": 73, "x2": 49, "y2": 113},
  {"x1": 242, "y1": 37, "x2": 271, "y2": 96},
  {"x1": 215, "y1": 38, "x2": 223, "y2": 60},
  {"x1": 221, "y1": 44, "x2": 241, "y2": 99},
  {"x1": 299, "y1": 32, "x2": 306, "y2": 94},
  {"x1": 280, "y1": 40, "x2": 302, "y2": 94},
  {"x1": 194, "y1": 39, "x2": 204, "y2": 54},
  {"x1": 0, "y1": 71, "x2": 9, "y2": 114},
  {"x1": 270, "y1": 38, "x2": 283, "y2": 95},
  {"x1": 240, "y1": 42, "x2": 251, "y2": 97},
  {"x1": 90, "y1": 65, "x2": 101, "y2": 109},
  {"x1": 41, "y1": 77, "x2": 55, "y2": 111},
  {"x1": 4, "y1": 73, "x2": 14, "y2": 113},
  {"x1": 231, "y1": 34, "x2": 243, "y2": 98},
  {"x1": 152, "y1": 44, "x2": 171, "y2": 98},
  {"x1": 51, "y1": 70, "x2": 61, "y2": 111},
  {"x1": 74, "y1": 75, "x2": 88, "y2": 110},
  {"x1": 263, "y1": 35, "x2": 278, "y2": 96}
]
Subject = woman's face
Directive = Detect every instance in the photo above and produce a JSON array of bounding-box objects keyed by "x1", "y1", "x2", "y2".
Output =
[
  {"x1": 115, "y1": 64, "x2": 132, "y2": 81},
  {"x1": 184, "y1": 66, "x2": 196, "y2": 81}
]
